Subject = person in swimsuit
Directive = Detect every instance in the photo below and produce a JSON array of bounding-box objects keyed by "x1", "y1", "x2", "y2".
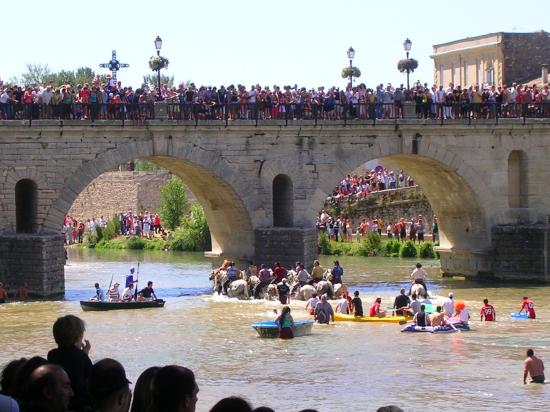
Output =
[
  {"x1": 524, "y1": 349, "x2": 545, "y2": 384},
  {"x1": 413, "y1": 304, "x2": 429, "y2": 327}
]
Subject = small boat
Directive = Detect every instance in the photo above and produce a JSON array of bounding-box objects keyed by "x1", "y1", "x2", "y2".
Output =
[
  {"x1": 251, "y1": 320, "x2": 314, "y2": 338},
  {"x1": 401, "y1": 323, "x2": 470, "y2": 333},
  {"x1": 80, "y1": 299, "x2": 165, "y2": 311},
  {"x1": 334, "y1": 313, "x2": 408, "y2": 323}
]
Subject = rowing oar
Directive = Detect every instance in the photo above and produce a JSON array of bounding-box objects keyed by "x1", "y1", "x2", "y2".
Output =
[
  {"x1": 134, "y1": 262, "x2": 140, "y2": 301},
  {"x1": 105, "y1": 273, "x2": 114, "y2": 301}
]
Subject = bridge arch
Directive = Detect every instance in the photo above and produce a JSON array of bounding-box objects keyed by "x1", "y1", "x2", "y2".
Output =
[
  {"x1": 43, "y1": 139, "x2": 255, "y2": 259},
  {"x1": 272, "y1": 174, "x2": 294, "y2": 227},
  {"x1": 15, "y1": 179, "x2": 38, "y2": 233},
  {"x1": 308, "y1": 140, "x2": 491, "y2": 253}
]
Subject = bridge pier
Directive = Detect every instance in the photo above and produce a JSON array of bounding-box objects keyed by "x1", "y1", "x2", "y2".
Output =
[
  {"x1": 254, "y1": 227, "x2": 317, "y2": 270},
  {"x1": 0, "y1": 234, "x2": 65, "y2": 297},
  {"x1": 438, "y1": 248, "x2": 494, "y2": 279}
]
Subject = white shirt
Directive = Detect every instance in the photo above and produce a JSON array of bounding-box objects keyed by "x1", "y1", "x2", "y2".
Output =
[
  {"x1": 411, "y1": 267, "x2": 427, "y2": 280},
  {"x1": 336, "y1": 298, "x2": 349, "y2": 314},
  {"x1": 0, "y1": 91, "x2": 8, "y2": 104},
  {"x1": 297, "y1": 269, "x2": 310, "y2": 283},
  {"x1": 459, "y1": 308, "x2": 470, "y2": 323},
  {"x1": 121, "y1": 287, "x2": 134, "y2": 301},
  {"x1": 442, "y1": 298, "x2": 454, "y2": 316},
  {"x1": 307, "y1": 297, "x2": 320, "y2": 310}
]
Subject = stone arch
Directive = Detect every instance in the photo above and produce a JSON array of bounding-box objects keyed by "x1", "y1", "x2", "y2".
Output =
[
  {"x1": 15, "y1": 179, "x2": 38, "y2": 233},
  {"x1": 308, "y1": 139, "x2": 491, "y2": 252},
  {"x1": 44, "y1": 139, "x2": 255, "y2": 259},
  {"x1": 272, "y1": 174, "x2": 294, "y2": 227},
  {"x1": 508, "y1": 150, "x2": 528, "y2": 208}
]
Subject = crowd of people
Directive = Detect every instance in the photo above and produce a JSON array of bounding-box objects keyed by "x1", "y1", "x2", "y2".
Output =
[
  {"x1": 1, "y1": 78, "x2": 549, "y2": 122},
  {"x1": 0, "y1": 313, "x2": 409, "y2": 412},
  {"x1": 63, "y1": 210, "x2": 163, "y2": 244}
]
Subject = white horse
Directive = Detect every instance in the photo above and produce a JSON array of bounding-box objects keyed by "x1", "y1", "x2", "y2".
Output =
[
  {"x1": 226, "y1": 279, "x2": 249, "y2": 299},
  {"x1": 411, "y1": 283, "x2": 426, "y2": 298},
  {"x1": 296, "y1": 284, "x2": 317, "y2": 301}
]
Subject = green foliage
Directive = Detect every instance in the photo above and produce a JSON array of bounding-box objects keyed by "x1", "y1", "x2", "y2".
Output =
[
  {"x1": 127, "y1": 236, "x2": 146, "y2": 250},
  {"x1": 143, "y1": 73, "x2": 175, "y2": 88},
  {"x1": 399, "y1": 240, "x2": 418, "y2": 258},
  {"x1": 20, "y1": 63, "x2": 99, "y2": 87},
  {"x1": 143, "y1": 238, "x2": 166, "y2": 250},
  {"x1": 356, "y1": 232, "x2": 383, "y2": 257},
  {"x1": 83, "y1": 232, "x2": 98, "y2": 248},
  {"x1": 102, "y1": 216, "x2": 120, "y2": 241},
  {"x1": 133, "y1": 160, "x2": 165, "y2": 171},
  {"x1": 167, "y1": 205, "x2": 211, "y2": 251},
  {"x1": 419, "y1": 242, "x2": 436, "y2": 259},
  {"x1": 385, "y1": 239, "x2": 401, "y2": 256},
  {"x1": 159, "y1": 177, "x2": 190, "y2": 230},
  {"x1": 318, "y1": 231, "x2": 332, "y2": 255},
  {"x1": 95, "y1": 238, "x2": 127, "y2": 249}
]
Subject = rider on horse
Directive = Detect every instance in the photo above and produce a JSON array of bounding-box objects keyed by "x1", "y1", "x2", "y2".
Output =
[{"x1": 409, "y1": 263, "x2": 428, "y2": 296}]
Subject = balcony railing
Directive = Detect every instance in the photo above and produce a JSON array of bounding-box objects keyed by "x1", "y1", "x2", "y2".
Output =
[{"x1": 1, "y1": 101, "x2": 549, "y2": 126}]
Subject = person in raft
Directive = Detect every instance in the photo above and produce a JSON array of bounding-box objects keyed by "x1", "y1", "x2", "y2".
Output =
[
  {"x1": 519, "y1": 296, "x2": 536, "y2": 319},
  {"x1": 276, "y1": 306, "x2": 294, "y2": 339}
]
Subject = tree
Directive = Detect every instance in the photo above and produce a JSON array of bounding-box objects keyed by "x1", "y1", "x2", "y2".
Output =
[
  {"x1": 159, "y1": 177, "x2": 190, "y2": 230},
  {"x1": 143, "y1": 74, "x2": 175, "y2": 88},
  {"x1": 21, "y1": 63, "x2": 51, "y2": 86}
]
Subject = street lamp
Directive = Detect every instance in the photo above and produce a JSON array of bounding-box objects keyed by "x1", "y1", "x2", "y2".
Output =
[
  {"x1": 347, "y1": 46, "x2": 355, "y2": 87},
  {"x1": 154, "y1": 36, "x2": 163, "y2": 100},
  {"x1": 403, "y1": 38, "x2": 412, "y2": 90}
]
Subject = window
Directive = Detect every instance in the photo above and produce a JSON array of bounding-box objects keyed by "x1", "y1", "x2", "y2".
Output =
[
  {"x1": 272, "y1": 174, "x2": 293, "y2": 227},
  {"x1": 15, "y1": 179, "x2": 38, "y2": 233}
]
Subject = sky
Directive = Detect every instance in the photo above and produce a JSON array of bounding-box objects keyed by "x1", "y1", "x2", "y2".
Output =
[{"x1": 2, "y1": 0, "x2": 549, "y2": 89}]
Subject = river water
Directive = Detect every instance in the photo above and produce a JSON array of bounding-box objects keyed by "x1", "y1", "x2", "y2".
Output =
[{"x1": 1, "y1": 249, "x2": 549, "y2": 412}]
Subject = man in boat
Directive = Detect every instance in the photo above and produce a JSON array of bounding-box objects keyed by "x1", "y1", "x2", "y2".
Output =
[
  {"x1": 138, "y1": 281, "x2": 157, "y2": 302},
  {"x1": 108, "y1": 283, "x2": 121, "y2": 302},
  {"x1": 369, "y1": 297, "x2": 387, "y2": 318},
  {"x1": 413, "y1": 304, "x2": 430, "y2": 327},
  {"x1": 314, "y1": 294, "x2": 334, "y2": 324},
  {"x1": 429, "y1": 306, "x2": 446, "y2": 326},
  {"x1": 351, "y1": 291, "x2": 364, "y2": 317},
  {"x1": 125, "y1": 267, "x2": 136, "y2": 288},
  {"x1": 442, "y1": 292, "x2": 455, "y2": 317},
  {"x1": 393, "y1": 288, "x2": 410, "y2": 316},
  {"x1": 90, "y1": 283, "x2": 105, "y2": 302},
  {"x1": 480, "y1": 298, "x2": 496, "y2": 321},
  {"x1": 409, "y1": 262, "x2": 428, "y2": 295},
  {"x1": 524, "y1": 349, "x2": 545, "y2": 384},
  {"x1": 222, "y1": 261, "x2": 239, "y2": 295},
  {"x1": 121, "y1": 283, "x2": 135, "y2": 302}
]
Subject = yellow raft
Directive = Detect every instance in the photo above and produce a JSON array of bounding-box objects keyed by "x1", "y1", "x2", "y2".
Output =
[{"x1": 334, "y1": 313, "x2": 408, "y2": 323}]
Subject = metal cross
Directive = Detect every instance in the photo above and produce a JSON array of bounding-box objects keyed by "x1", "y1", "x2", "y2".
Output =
[{"x1": 99, "y1": 50, "x2": 129, "y2": 81}]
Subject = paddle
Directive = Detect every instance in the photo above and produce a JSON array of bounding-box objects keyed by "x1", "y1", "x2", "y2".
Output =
[
  {"x1": 105, "y1": 274, "x2": 114, "y2": 301},
  {"x1": 134, "y1": 262, "x2": 140, "y2": 301}
]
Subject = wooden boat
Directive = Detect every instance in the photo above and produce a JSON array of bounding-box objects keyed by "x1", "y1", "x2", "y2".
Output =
[
  {"x1": 251, "y1": 320, "x2": 314, "y2": 338},
  {"x1": 334, "y1": 313, "x2": 408, "y2": 323},
  {"x1": 80, "y1": 299, "x2": 165, "y2": 311}
]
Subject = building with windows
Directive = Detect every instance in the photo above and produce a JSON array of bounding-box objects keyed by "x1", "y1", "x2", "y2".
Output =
[{"x1": 431, "y1": 31, "x2": 550, "y2": 87}]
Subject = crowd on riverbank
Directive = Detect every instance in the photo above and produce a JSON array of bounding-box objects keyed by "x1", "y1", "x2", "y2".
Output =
[
  {"x1": 63, "y1": 211, "x2": 163, "y2": 245},
  {"x1": 1, "y1": 79, "x2": 549, "y2": 121},
  {"x1": 0, "y1": 314, "x2": 405, "y2": 412}
]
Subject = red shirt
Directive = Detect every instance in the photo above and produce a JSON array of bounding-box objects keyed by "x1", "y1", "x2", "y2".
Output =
[
  {"x1": 273, "y1": 266, "x2": 286, "y2": 283},
  {"x1": 369, "y1": 302, "x2": 380, "y2": 317},
  {"x1": 521, "y1": 299, "x2": 536, "y2": 318},
  {"x1": 480, "y1": 304, "x2": 495, "y2": 321}
]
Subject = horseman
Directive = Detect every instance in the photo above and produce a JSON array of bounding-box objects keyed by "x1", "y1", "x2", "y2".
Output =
[
  {"x1": 253, "y1": 264, "x2": 272, "y2": 299},
  {"x1": 409, "y1": 262, "x2": 428, "y2": 296},
  {"x1": 223, "y1": 261, "x2": 239, "y2": 295},
  {"x1": 310, "y1": 260, "x2": 325, "y2": 284}
]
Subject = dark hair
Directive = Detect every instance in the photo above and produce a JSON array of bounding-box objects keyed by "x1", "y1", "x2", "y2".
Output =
[
  {"x1": 436, "y1": 306, "x2": 442, "y2": 312},
  {"x1": 94, "y1": 283, "x2": 99, "y2": 288},
  {"x1": 1, "y1": 357, "x2": 27, "y2": 396},
  {"x1": 11, "y1": 356, "x2": 48, "y2": 402},
  {"x1": 52, "y1": 315, "x2": 85, "y2": 348},
  {"x1": 253, "y1": 407, "x2": 276, "y2": 412},
  {"x1": 152, "y1": 365, "x2": 196, "y2": 412},
  {"x1": 210, "y1": 396, "x2": 253, "y2": 412},
  {"x1": 483, "y1": 298, "x2": 488, "y2": 304},
  {"x1": 416, "y1": 263, "x2": 422, "y2": 268},
  {"x1": 89, "y1": 358, "x2": 130, "y2": 409},
  {"x1": 27, "y1": 364, "x2": 66, "y2": 403},
  {"x1": 527, "y1": 349, "x2": 534, "y2": 357},
  {"x1": 130, "y1": 366, "x2": 160, "y2": 412},
  {"x1": 420, "y1": 304, "x2": 425, "y2": 310},
  {"x1": 277, "y1": 306, "x2": 291, "y2": 328},
  {"x1": 354, "y1": 291, "x2": 359, "y2": 297}
]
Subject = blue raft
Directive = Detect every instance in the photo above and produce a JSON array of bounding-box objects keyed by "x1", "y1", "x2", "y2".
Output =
[
  {"x1": 251, "y1": 320, "x2": 314, "y2": 338},
  {"x1": 401, "y1": 323, "x2": 470, "y2": 333}
]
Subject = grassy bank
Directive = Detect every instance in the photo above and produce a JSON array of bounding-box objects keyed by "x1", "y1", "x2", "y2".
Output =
[{"x1": 318, "y1": 231, "x2": 438, "y2": 258}]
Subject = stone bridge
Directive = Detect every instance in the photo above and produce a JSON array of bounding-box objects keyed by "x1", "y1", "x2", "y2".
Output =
[{"x1": 1, "y1": 118, "x2": 549, "y2": 296}]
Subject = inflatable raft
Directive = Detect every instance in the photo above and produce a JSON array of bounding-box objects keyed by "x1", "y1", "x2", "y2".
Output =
[
  {"x1": 401, "y1": 323, "x2": 470, "y2": 333},
  {"x1": 251, "y1": 320, "x2": 314, "y2": 338},
  {"x1": 510, "y1": 312, "x2": 530, "y2": 319},
  {"x1": 334, "y1": 313, "x2": 408, "y2": 323}
]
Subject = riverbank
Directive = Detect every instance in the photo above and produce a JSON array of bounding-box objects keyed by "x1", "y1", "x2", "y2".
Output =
[{"x1": 318, "y1": 232, "x2": 438, "y2": 259}]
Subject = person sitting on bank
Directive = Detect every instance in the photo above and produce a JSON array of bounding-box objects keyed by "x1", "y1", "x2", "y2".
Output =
[
  {"x1": 524, "y1": 349, "x2": 545, "y2": 384},
  {"x1": 90, "y1": 283, "x2": 105, "y2": 302},
  {"x1": 138, "y1": 281, "x2": 157, "y2": 302},
  {"x1": 306, "y1": 293, "x2": 320, "y2": 315},
  {"x1": 429, "y1": 306, "x2": 446, "y2": 327},
  {"x1": 121, "y1": 283, "x2": 135, "y2": 302},
  {"x1": 276, "y1": 306, "x2": 294, "y2": 339},
  {"x1": 409, "y1": 263, "x2": 428, "y2": 295},
  {"x1": 413, "y1": 304, "x2": 430, "y2": 327},
  {"x1": 223, "y1": 262, "x2": 239, "y2": 295},
  {"x1": 314, "y1": 295, "x2": 334, "y2": 324},
  {"x1": 351, "y1": 291, "x2": 364, "y2": 317},
  {"x1": 393, "y1": 288, "x2": 410, "y2": 316},
  {"x1": 369, "y1": 297, "x2": 386, "y2": 318},
  {"x1": 108, "y1": 283, "x2": 121, "y2": 302}
]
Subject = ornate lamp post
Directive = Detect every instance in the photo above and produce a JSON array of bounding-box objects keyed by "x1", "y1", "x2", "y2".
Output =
[
  {"x1": 403, "y1": 38, "x2": 412, "y2": 90},
  {"x1": 154, "y1": 36, "x2": 163, "y2": 100},
  {"x1": 347, "y1": 46, "x2": 355, "y2": 86}
]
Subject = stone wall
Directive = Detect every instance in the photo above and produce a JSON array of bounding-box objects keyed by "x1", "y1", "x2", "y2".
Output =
[
  {"x1": 255, "y1": 227, "x2": 317, "y2": 268},
  {"x1": 503, "y1": 31, "x2": 550, "y2": 84},
  {"x1": 68, "y1": 171, "x2": 172, "y2": 221}
]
